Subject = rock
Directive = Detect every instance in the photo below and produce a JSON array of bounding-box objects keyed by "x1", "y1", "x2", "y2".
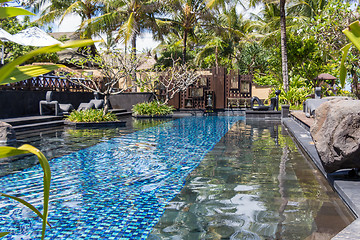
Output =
[
  {"x1": 310, "y1": 100, "x2": 360, "y2": 173},
  {"x1": 0, "y1": 121, "x2": 16, "y2": 144}
]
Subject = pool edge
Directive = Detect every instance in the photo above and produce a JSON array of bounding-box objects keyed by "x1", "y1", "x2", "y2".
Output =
[{"x1": 282, "y1": 118, "x2": 360, "y2": 240}]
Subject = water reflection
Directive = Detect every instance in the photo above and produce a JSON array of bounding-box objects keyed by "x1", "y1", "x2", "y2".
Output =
[
  {"x1": 0, "y1": 117, "x2": 171, "y2": 177},
  {"x1": 149, "y1": 119, "x2": 354, "y2": 240}
]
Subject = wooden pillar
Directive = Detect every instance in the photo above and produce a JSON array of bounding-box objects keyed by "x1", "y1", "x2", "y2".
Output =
[{"x1": 211, "y1": 67, "x2": 226, "y2": 109}]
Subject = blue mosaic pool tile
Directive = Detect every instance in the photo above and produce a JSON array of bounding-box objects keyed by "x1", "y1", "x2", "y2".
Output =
[{"x1": 0, "y1": 116, "x2": 243, "y2": 239}]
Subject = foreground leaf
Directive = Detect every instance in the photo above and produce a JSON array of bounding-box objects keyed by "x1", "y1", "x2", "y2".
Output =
[
  {"x1": 0, "y1": 146, "x2": 28, "y2": 158},
  {"x1": 0, "y1": 7, "x2": 35, "y2": 18},
  {"x1": 339, "y1": 43, "x2": 351, "y2": 88},
  {"x1": 0, "y1": 232, "x2": 10, "y2": 237},
  {"x1": 0, "y1": 145, "x2": 51, "y2": 240},
  {"x1": 343, "y1": 21, "x2": 360, "y2": 51},
  {"x1": 2, "y1": 65, "x2": 65, "y2": 85},
  {"x1": 18, "y1": 145, "x2": 51, "y2": 240},
  {"x1": 0, "y1": 39, "x2": 98, "y2": 85}
]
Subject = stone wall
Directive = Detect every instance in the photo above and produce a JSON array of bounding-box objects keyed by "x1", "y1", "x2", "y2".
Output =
[
  {"x1": 109, "y1": 93, "x2": 154, "y2": 111},
  {"x1": 0, "y1": 90, "x2": 94, "y2": 118}
]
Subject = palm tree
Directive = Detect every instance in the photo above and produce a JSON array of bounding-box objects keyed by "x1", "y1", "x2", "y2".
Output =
[
  {"x1": 87, "y1": 0, "x2": 163, "y2": 60},
  {"x1": 157, "y1": 0, "x2": 212, "y2": 64},
  {"x1": 35, "y1": 0, "x2": 106, "y2": 55},
  {"x1": 195, "y1": 5, "x2": 251, "y2": 69},
  {"x1": 279, "y1": 0, "x2": 289, "y2": 92},
  {"x1": 249, "y1": 0, "x2": 289, "y2": 92}
]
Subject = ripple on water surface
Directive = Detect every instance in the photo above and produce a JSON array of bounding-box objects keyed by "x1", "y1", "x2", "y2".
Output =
[{"x1": 0, "y1": 116, "x2": 244, "y2": 239}]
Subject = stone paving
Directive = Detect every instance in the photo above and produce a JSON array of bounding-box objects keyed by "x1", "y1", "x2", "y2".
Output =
[{"x1": 283, "y1": 113, "x2": 360, "y2": 240}]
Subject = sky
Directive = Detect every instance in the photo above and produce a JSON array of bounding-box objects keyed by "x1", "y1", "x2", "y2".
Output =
[
  {"x1": 21, "y1": 2, "x2": 262, "y2": 53},
  {"x1": 51, "y1": 14, "x2": 161, "y2": 53}
]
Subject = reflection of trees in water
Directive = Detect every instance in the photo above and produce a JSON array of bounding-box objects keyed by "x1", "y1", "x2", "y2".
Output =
[
  {"x1": 151, "y1": 119, "x2": 354, "y2": 240},
  {"x1": 275, "y1": 146, "x2": 289, "y2": 240}
]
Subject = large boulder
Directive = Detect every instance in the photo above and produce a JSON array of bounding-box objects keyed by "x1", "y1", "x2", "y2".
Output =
[
  {"x1": 0, "y1": 121, "x2": 16, "y2": 144},
  {"x1": 310, "y1": 99, "x2": 360, "y2": 173}
]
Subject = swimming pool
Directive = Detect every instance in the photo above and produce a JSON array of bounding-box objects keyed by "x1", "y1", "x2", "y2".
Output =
[{"x1": 0, "y1": 116, "x2": 354, "y2": 239}]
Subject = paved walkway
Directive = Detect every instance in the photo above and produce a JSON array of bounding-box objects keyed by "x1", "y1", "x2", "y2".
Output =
[{"x1": 283, "y1": 113, "x2": 360, "y2": 240}]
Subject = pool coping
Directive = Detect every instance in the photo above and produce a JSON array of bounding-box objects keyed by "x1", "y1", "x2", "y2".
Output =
[{"x1": 282, "y1": 117, "x2": 360, "y2": 240}]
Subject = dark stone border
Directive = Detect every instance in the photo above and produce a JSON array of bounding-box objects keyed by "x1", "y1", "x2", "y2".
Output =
[
  {"x1": 245, "y1": 110, "x2": 281, "y2": 119},
  {"x1": 64, "y1": 120, "x2": 126, "y2": 128}
]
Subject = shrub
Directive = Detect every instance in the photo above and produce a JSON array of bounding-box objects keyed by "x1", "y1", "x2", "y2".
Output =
[
  {"x1": 66, "y1": 109, "x2": 118, "y2": 122},
  {"x1": 132, "y1": 101, "x2": 175, "y2": 116}
]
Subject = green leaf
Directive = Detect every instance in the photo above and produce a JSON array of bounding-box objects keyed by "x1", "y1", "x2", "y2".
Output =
[
  {"x1": 0, "y1": 232, "x2": 10, "y2": 237},
  {"x1": 0, "y1": 145, "x2": 51, "y2": 240},
  {"x1": 339, "y1": 43, "x2": 351, "y2": 88},
  {"x1": 18, "y1": 144, "x2": 51, "y2": 240},
  {"x1": 0, "y1": 146, "x2": 28, "y2": 158},
  {"x1": 0, "y1": 7, "x2": 35, "y2": 19},
  {"x1": 0, "y1": 39, "x2": 98, "y2": 85},
  {"x1": 343, "y1": 21, "x2": 360, "y2": 52},
  {"x1": 1, "y1": 64, "x2": 65, "y2": 85},
  {"x1": 0, "y1": 193, "x2": 51, "y2": 227},
  {"x1": 118, "y1": 12, "x2": 135, "y2": 45}
]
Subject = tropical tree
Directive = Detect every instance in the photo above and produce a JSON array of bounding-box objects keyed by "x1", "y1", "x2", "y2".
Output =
[
  {"x1": 195, "y1": 5, "x2": 252, "y2": 69},
  {"x1": 249, "y1": 0, "x2": 289, "y2": 92},
  {"x1": 65, "y1": 50, "x2": 140, "y2": 113},
  {"x1": 157, "y1": 0, "x2": 212, "y2": 64},
  {"x1": 34, "y1": 0, "x2": 105, "y2": 55},
  {"x1": 88, "y1": 0, "x2": 163, "y2": 58}
]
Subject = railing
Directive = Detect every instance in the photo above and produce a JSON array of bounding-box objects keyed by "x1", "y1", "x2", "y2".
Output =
[{"x1": 0, "y1": 76, "x2": 97, "y2": 92}]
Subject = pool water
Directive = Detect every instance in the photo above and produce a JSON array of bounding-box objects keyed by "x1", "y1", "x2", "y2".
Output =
[{"x1": 0, "y1": 116, "x2": 355, "y2": 239}]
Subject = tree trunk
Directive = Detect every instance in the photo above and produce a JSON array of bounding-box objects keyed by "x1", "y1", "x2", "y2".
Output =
[
  {"x1": 130, "y1": 32, "x2": 137, "y2": 91},
  {"x1": 280, "y1": 0, "x2": 289, "y2": 93},
  {"x1": 182, "y1": 30, "x2": 188, "y2": 64},
  {"x1": 215, "y1": 45, "x2": 219, "y2": 69},
  {"x1": 103, "y1": 94, "x2": 110, "y2": 114}
]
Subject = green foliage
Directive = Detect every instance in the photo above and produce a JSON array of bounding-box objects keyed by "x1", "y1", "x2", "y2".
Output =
[
  {"x1": 270, "y1": 75, "x2": 312, "y2": 107},
  {"x1": 67, "y1": 109, "x2": 118, "y2": 122},
  {"x1": 340, "y1": 21, "x2": 360, "y2": 89},
  {"x1": 0, "y1": 39, "x2": 97, "y2": 85},
  {"x1": 253, "y1": 71, "x2": 280, "y2": 87},
  {"x1": 132, "y1": 101, "x2": 175, "y2": 116},
  {"x1": 303, "y1": 0, "x2": 354, "y2": 58},
  {"x1": 237, "y1": 42, "x2": 271, "y2": 74}
]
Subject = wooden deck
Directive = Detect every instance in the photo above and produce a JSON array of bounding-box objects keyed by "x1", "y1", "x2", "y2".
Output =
[{"x1": 290, "y1": 110, "x2": 314, "y2": 129}]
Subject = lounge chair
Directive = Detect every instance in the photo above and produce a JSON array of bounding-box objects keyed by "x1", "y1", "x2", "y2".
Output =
[
  {"x1": 251, "y1": 90, "x2": 281, "y2": 111},
  {"x1": 77, "y1": 92, "x2": 104, "y2": 111},
  {"x1": 39, "y1": 91, "x2": 74, "y2": 116},
  {"x1": 303, "y1": 87, "x2": 351, "y2": 117}
]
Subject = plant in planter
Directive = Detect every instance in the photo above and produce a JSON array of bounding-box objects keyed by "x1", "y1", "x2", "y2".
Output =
[
  {"x1": 132, "y1": 101, "x2": 175, "y2": 117},
  {"x1": 66, "y1": 109, "x2": 118, "y2": 122}
]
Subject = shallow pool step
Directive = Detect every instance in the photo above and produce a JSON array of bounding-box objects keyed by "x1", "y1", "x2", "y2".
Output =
[
  {"x1": 2, "y1": 115, "x2": 63, "y2": 127},
  {"x1": 109, "y1": 109, "x2": 132, "y2": 118},
  {"x1": 12, "y1": 120, "x2": 65, "y2": 132}
]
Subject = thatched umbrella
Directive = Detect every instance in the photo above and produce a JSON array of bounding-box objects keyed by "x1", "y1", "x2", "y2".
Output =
[{"x1": 314, "y1": 73, "x2": 337, "y2": 81}]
